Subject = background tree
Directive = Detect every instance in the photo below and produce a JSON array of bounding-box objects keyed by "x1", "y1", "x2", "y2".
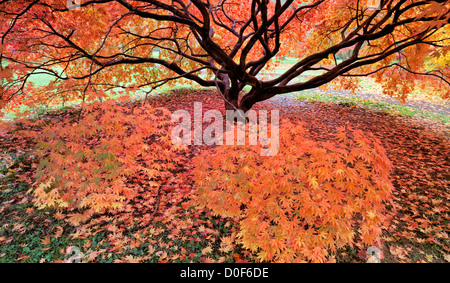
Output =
[{"x1": 0, "y1": 0, "x2": 449, "y2": 115}]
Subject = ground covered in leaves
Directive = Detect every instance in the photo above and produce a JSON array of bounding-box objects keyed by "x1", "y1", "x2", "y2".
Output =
[{"x1": 0, "y1": 89, "x2": 448, "y2": 263}]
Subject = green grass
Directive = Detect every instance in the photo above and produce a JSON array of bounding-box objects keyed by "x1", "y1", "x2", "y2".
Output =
[
  {"x1": 0, "y1": 148, "x2": 242, "y2": 263},
  {"x1": 0, "y1": 152, "x2": 84, "y2": 263},
  {"x1": 295, "y1": 91, "x2": 449, "y2": 125}
]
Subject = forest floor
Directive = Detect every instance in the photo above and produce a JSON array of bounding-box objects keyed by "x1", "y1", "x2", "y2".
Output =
[{"x1": 0, "y1": 88, "x2": 449, "y2": 263}]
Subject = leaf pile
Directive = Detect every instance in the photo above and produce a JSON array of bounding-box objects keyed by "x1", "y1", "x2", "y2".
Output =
[
  {"x1": 193, "y1": 118, "x2": 394, "y2": 262},
  {"x1": 0, "y1": 89, "x2": 448, "y2": 262},
  {"x1": 257, "y1": 95, "x2": 449, "y2": 262}
]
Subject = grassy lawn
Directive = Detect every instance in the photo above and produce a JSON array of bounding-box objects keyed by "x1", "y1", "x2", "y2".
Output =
[{"x1": 295, "y1": 91, "x2": 449, "y2": 125}]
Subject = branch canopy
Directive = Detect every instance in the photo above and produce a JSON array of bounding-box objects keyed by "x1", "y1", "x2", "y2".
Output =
[{"x1": 1, "y1": 0, "x2": 449, "y2": 115}]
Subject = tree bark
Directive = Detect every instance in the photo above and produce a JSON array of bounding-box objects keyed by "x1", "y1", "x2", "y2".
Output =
[
  {"x1": 238, "y1": 88, "x2": 259, "y2": 113},
  {"x1": 224, "y1": 98, "x2": 239, "y2": 111}
]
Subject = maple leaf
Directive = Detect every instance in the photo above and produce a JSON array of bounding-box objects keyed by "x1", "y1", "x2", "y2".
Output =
[
  {"x1": 0, "y1": 67, "x2": 13, "y2": 79},
  {"x1": 124, "y1": 255, "x2": 141, "y2": 263},
  {"x1": 201, "y1": 246, "x2": 213, "y2": 256},
  {"x1": 86, "y1": 250, "x2": 99, "y2": 262},
  {"x1": 53, "y1": 226, "x2": 64, "y2": 239},
  {"x1": 366, "y1": 211, "x2": 377, "y2": 220},
  {"x1": 41, "y1": 236, "x2": 51, "y2": 246},
  {"x1": 309, "y1": 176, "x2": 319, "y2": 189},
  {"x1": 66, "y1": 212, "x2": 90, "y2": 226},
  {"x1": 53, "y1": 212, "x2": 65, "y2": 220},
  {"x1": 219, "y1": 236, "x2": 236, "y2": 254}
]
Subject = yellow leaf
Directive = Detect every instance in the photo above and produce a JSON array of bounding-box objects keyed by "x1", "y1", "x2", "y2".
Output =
[
  {"x1": 202, "y1": 246, "x2": 213, "y2": 255},
  {"x1": 309, "y1": 177, "x2": 319, "y2": 189},
  {"x1": 367, "y1": 211, "x2": 377, "y2": 220}
]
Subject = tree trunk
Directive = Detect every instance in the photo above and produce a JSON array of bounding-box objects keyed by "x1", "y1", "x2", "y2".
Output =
[
  {"x1": 223, "y1": 92, "x2": 243, "y2": 122},
  {"x1": 224, "y1": 97, "x2": 239, "y2": 111},
  {"x1": 222, "y1": 83, "x2": 253, "y2": 122},
  {"x1": 238, "y1": 88, "x2": 258, "y2": 113},
  {"x1": 223, "y1": 87, "x2": 260, "y2": 123},
  {"x1": 219, "y1": 76, "x2": 258, "y2": 114}
]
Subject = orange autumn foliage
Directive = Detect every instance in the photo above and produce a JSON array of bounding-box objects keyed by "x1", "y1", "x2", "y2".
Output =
[
  {"x1": 31, "y1": 100, "x2": 187, "y2": 223},
  {"x1": 193, "y1": 121, "x2": 394, "y2": 262},
  {"x1": 1, "y1": 1, "x2": 448, "y2": 116}
]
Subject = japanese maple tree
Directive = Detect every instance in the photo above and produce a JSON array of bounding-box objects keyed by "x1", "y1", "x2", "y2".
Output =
[{"x1": 0, "y1": 0, "x2": 449, "y2": 115}]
